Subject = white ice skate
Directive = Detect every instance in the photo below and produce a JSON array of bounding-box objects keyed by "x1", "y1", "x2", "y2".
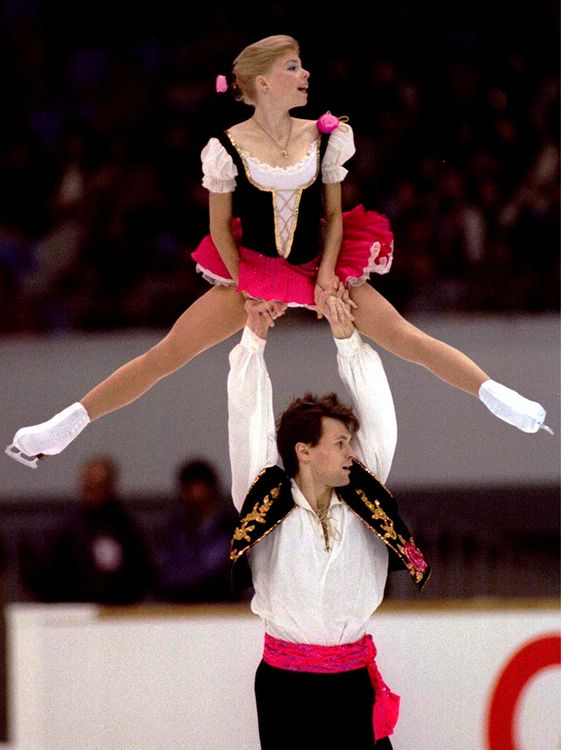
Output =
[
  {"x1": 5, "y1": 402, "x2": 91, "y2": 469},
  {"x1": 479, "y1": 380, "x2": 553, "y2": 434}
]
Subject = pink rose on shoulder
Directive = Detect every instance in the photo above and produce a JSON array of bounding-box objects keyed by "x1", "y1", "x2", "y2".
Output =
[
  {"x1": 404, "y1": 541, "x2": 428, "y2": 573},
  {"x1": 316, "y1": 112, "x2": 341, "y2": 133}
]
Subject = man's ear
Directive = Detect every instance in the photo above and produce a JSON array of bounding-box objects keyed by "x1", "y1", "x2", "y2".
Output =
[{"x1": 294, "y1": 442, "x2": 310, "y2": 464}]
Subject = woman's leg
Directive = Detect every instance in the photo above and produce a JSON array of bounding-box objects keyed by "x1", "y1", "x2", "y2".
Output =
[
  {"x1": 6, "y1": 286, "x2": 248, "y2": 464},
  {"x1": 349, "y1": 283, "x2": 488, "y2": 396},
  {"x1": 81, "y1": 285, "x2": 247, "y2": 420}
]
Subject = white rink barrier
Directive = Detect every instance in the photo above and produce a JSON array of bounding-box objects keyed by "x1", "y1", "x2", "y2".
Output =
[{"x1": 6, "y1": 600, "x2": 560, "y2": 750}]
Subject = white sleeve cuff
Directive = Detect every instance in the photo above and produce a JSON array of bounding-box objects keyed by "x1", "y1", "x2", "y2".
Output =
[
  {"x1": 334, "y1": 329, "x2": 363, "y2": 357},
  {"x1": 201, "y1": 176, "x2": 236, "y2": 193},
  {"x1": 241, "y1": 326, "x2": 267, "y2": 352}
]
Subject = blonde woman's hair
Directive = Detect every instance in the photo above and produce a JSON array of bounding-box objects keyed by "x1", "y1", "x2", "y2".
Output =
[{"x1": 232, "y1": 35, "x2": 300, "y2": 105}]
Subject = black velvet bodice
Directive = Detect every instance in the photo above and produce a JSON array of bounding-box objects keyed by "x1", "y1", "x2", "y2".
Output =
[{"x1": 216, "y1": 131, "x2": 329, "y2": 265}]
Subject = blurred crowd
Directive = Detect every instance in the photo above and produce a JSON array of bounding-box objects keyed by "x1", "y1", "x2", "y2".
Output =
[
  {"x1": 0, "y1": 4, "x2": 559, "y2": 334},
  {"x1": 17, "y1": 454, "x2": 241, "y2": 605}
]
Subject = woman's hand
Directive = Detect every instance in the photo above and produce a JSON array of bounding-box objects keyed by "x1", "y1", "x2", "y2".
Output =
[
  {"x1": 314, "y1": 275, "x2": 357, "y2": 319},
  {"x1": 314, "y1": 271, "x2": 338, "y2": 319},
  {"x1": 315, "y1": 269, "x2": 339, "y2": 292}
]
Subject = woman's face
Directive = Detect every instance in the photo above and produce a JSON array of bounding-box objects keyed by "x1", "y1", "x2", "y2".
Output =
[{"x1": 261, "y1": 51, "x2": 309, "y2": 108}]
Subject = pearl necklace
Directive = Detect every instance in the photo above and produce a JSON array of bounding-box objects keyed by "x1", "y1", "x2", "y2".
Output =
[{"x1": 252, "y1": 117, "x2": 293, "y2": 159}]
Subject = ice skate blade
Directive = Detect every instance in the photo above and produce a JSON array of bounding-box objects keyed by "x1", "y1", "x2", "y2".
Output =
[
  {"x1": 4, "y1": 444, "x2": 39, "y2": 469},
  {"x1": 539, "y1": 423, "x2": 555, "y2": 436}
]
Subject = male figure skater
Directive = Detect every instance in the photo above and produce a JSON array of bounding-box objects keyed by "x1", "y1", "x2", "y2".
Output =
[{"x1": 227, "y1": 293, "x2": 430, "y2": 749}]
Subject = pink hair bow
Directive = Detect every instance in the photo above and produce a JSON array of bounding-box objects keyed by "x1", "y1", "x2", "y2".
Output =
[{"x1": 215, "y1": 75, "x2": 229, "y2": 93}]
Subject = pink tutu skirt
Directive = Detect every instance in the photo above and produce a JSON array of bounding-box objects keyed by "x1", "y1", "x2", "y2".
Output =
[{"x1": 191, "y1": 204, "x2": 393, "y2": 308}]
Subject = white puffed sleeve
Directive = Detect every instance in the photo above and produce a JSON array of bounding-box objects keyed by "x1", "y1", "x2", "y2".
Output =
[
  {"x1": 321, "y1": 123, "x2": 356, "y2": 184},
  {"x1": 201, "y1": 137, "x2": 238, "y2": 193}
]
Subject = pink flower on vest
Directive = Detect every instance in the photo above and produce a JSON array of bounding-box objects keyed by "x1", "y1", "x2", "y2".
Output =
[{"x1": 404, "y1": 541, "x2": 428, "y2": 573}]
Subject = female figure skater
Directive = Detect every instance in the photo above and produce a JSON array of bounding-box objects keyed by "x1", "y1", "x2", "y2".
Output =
[{"x1": 6, "y1": 35, "x2": 550, "y2": 468}]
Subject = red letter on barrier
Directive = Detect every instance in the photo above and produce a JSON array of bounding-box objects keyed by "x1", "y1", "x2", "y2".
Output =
[{"x1": 487, "y1": 633, "x2": 561, "y2": 750}]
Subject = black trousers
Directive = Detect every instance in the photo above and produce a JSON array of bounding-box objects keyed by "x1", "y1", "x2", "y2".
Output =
[{"x1": 254, "y1": 660, "x2": 394, "y2": 750}]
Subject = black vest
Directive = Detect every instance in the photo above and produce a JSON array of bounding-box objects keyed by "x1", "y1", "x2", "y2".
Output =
[
  {"x1": 230, "y1": 459, "x2": 431, "y2": 593},
  {"x1": 216, "y1": 131, "x2": 329, "y2": 265}
]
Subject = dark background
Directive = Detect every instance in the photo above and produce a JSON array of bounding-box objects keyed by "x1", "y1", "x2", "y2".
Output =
[{"x1": 0, "y1": 1, "x2": 559, "y2": 333}]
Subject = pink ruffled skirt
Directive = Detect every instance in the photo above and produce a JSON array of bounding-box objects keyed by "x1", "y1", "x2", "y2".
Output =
[{"x1": 191, "y1": 204, "x2": 394, "y2": 308}]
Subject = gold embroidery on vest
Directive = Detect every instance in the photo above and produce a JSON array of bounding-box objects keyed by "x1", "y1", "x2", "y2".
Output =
[
  {"x1": 354, "y1": 488, "x2": 397, "y2": 540},
  {"x1": 231, "y1": 484, "x2": 282, "y2": 551},
  {"x1": 345, "y1": 502, "x2": 430, "y2": 590},
  {"x1": 230, "y1": 507, "x2": 295, "y2": 563}
]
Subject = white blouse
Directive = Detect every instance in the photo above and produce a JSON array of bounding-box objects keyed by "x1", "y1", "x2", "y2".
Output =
[
  {"x1": 227, "y1": 326, "x2": 398, "y2": 645},
  {"x1": 201, "y1": 124, "x2": 355, "y2": 258}
]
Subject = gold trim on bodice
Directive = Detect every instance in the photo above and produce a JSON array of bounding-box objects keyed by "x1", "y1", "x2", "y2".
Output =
[{"x1": 225, "y1": 132, "x2": 322, "y2": 260}]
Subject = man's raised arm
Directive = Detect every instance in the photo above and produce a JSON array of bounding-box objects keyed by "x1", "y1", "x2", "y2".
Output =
[
  {"x1": 227, "y1": 301, "x2": 285, "y2": 511},
  {"x1": 322, "y1": 294, "x2": 398, "y2": 483}
]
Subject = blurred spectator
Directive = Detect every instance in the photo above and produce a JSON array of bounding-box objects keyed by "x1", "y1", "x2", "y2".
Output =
[
  {"x1": 18, "y1": 455, "x2": 154, "y2": 604},
  {"x1": 155, "y1": 458, "x2": 239, "y2": 603}
]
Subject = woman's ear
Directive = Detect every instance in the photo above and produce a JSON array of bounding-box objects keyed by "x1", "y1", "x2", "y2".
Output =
[{"x1": 255, "y1": 75, "x2": 270, "y2": 93}]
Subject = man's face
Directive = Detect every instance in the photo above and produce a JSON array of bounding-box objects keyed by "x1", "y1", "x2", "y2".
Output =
[{"x1": 306, "y1": 417, "x2": 356, "y2": 489}]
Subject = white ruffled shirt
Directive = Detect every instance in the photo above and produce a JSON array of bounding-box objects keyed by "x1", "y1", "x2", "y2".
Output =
[
  {"x1": 228, "y1": 326, "x2": 397, "y2": 645},
  {"x1": 201, "y1": 123, "x2": 355, "y2": 258}
]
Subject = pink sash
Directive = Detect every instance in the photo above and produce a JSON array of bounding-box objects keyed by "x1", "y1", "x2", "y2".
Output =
[{"x1": 263, "y1": 633, "x2": 400, "y2": 740}]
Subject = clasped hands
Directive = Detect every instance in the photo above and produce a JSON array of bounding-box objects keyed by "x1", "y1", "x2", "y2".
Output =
[
  {"x1": 314, "y1": 273, "x2": 357, "y2": 320},
  {"x1": 244, "y1": 275, "x2": 356, "y2": 341}
]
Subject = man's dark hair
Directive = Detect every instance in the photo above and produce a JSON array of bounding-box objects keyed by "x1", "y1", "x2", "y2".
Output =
[
  {"x1": 276, "y1": 392, "x2": 360, "y2": 478},
  {"x1": 177, "y1": 458, "x2": 219, "y2": 489}
]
